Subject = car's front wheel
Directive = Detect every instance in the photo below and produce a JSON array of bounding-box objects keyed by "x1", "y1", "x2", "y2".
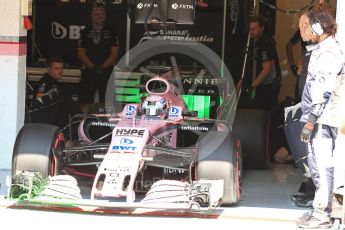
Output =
[
  {"x1": 195, "y1": 131, "x2": 242, "y2": 205},
  {"x1": 12, "y1": 123, "x2": 63, "y2": 179}
]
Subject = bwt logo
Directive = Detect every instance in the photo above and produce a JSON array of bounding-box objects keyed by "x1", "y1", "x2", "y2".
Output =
[
  {"x1": 127, "y1": 105, "x2": 136, "y2": 113},
  {"x1": 120, "y1": 138, "x2": 134, "y2": 145},
  {"x1": 112, "y1": 146, "x2": 137, "y2": 151},
  {"x1": 170, "y1": 107, "x2": 179, "y2": 115},
  {"x1": 52, "y1": 22, "x2": 85, "y2": 40},
  {"x1": 171, "y1": 3, "x2": 194, "y2": 10}
]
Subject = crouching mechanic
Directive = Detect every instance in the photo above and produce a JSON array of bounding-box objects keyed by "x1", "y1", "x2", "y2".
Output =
[
  {"x1": 31, "y1": 56, "x2": 80, "y2": 128},
  {"x1": 297, "y1": 6, "x2": 345, "y2": 229}
]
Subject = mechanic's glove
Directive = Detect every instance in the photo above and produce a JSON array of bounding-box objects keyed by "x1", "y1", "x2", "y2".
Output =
[
  {"x1": 300, "y1": 114, "x2": 318, "y2": 142},
  {"x1": 290, "y1": 64, "x2": 298, "y2": 77}
]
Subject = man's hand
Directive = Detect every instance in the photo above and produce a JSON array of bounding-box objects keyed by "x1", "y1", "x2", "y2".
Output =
[
  {"x1": 300, "y1": 113, "x2": 318, "y2": 142},
  {"x1": 300, "y1": 122, "x2": 315, "y2": 142}
]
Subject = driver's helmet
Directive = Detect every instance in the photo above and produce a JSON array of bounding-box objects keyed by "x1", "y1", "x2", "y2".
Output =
[{"x1": 142, "y1": 95, "x2": 167, "y2": 117}]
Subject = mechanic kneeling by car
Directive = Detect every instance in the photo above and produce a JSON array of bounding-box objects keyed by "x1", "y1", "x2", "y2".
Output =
[{"x1": 30, "y1": 56, "x2": 80, "y2": 128}]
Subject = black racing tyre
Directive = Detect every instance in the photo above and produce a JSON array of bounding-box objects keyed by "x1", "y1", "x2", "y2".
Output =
[
  {"x1": 12, "y1": 123, "x2": 63, "y2": 178},
  {"x1": 195, "y1": 131, "x2": 242, "y2": 205},
  {"x1": 233, "y1": 109, "x2": 268, "y2": 169}
]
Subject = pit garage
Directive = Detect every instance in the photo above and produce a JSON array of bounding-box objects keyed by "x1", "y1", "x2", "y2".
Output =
[{"x1": 0, "y1": 0, "x2": 345, "y2": 228}]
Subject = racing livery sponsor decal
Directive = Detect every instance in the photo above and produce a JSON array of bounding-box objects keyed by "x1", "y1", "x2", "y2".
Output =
[
  {"x1": 113, "y1": 138, "x2": 136, "y2": 151},
  {"x1": 167, "y1": 106, "x2": 183, "y2": 121},
  {"x1": 180, "y1": 75, "x2": 220, "y2": 95},
  {"x1": 111, "y1": 127, "x2": 149, "y2": 153},
  {"x1": 127, "y1": 105, "x2": 136, "y2": 113},
  {"x1": 180, "y1": 125, "x2": 209, "y2": 131},
  {"x1": 112, "y1": 145, "x2": 137, "y2": 151},
  {"x1": 170, "y1": 107, "x2": 179, "y2": 115},
  {"x1": 91, "y1": 121, "x2": 115, "y2": 127},
  {"x1": 115, "y1": 128, "x2": 145, "y2": 137},
  {"x1": 151, "y1": 129, "x2": 177, "y2": 148},
  {"x1": 181, "y1": 77, "x2": 218, "y2": 86},
  {"x1": 120, "y1": 138, "x2": 134, "y2": 145},
  {"x1": 157, "y1": 132, "x2": 173, "y2": 145},
  {"x1": 123, "y1": 104, "x2": 138, "y2": 118},
  {"x1": 160, "y1": 98, "x2": 166, "y2": 105},
  {"x1": 168, "y1": 106, "x2": 179, "y2": 118}
]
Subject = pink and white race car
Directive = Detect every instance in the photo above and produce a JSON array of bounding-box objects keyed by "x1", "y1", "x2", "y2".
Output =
[{"x1": 11, "y1": 70, "x2": 268, "y2": 209}]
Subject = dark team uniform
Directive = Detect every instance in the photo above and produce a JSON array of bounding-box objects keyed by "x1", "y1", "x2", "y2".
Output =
[
  {"x1": 33, "y1": 73, "x2": 61, "y2": 99},
  {"x1": 252, "y1": 34, "x2": 281, "y2": 111},
  {"x1": 31, "y1": 73, "x2": 79, "y2": 128},
  {"x1": 77, "y1": 24, "x2": 119, "y2": 103}
]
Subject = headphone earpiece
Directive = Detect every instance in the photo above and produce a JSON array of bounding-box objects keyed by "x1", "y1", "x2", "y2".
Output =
[{"x1": 311, "y1": 17, "x2": 324, "y2": 36}]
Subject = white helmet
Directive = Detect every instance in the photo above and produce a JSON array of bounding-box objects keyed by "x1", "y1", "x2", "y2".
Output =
[{"x1": 142, "y1": 95, "x2": 167, "y2": 116}]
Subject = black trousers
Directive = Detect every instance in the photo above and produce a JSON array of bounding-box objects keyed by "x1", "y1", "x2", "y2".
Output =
[
  {"x1": 79, "y1": 68, "x2": 112, "y2": 104},
  {"x1": 253, "y1": 83, "x2": 278, "y2": 111}
]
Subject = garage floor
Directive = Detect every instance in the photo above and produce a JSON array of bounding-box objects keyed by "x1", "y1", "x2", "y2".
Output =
[
  {"x1": 241, "y1": 162, "x2": 305, "y2": 208},
  {"x1": 221, "y1": 162, "x2": 310, "y2": 224}
]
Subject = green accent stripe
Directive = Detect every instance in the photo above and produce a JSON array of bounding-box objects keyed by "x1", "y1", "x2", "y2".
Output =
[
  {"x1": 182, "y1": 95, "x2": 210, "y2": 118},
  {"x1": 115, "y1": 88, "x2": 139, "y2": 95}
]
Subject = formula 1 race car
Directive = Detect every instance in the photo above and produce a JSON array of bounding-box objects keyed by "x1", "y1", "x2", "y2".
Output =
[{"x1": 11, "y1": 70, "x2": 268, "y2": 210}]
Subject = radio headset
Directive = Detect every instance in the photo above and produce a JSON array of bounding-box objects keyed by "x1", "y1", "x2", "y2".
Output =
[{"x1": 311, "y1": 15, "x2": 324, "y2": 36}]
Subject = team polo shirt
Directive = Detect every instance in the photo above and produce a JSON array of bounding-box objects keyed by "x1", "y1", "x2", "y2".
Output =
[{"x1": 78, "y1": 24, "x2": 119, "y2": 66}]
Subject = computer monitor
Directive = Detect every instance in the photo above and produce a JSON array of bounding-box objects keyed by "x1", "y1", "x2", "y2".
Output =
[{"x1": 134, "y1": 0, "x2": 196, "y2": 25}]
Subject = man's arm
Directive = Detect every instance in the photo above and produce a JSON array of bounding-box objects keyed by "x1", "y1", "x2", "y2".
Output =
[
  {"x1": 101, "y1": 46, "x2": 119, "y2": 69},
  {"x1": 286, "y1": 31, "x2": 301, "y2": 76},
  {"x1": 77, "y1": 48, "x2": 95, "y2": 69},
  {"x1": 33, "y1": 76, "x2": 47, "y2": 99},
  {"x1": 251, "y1": 61, "x2": 272, "y2": 88},
  {"x1": 286, "y1": 41, "x2": 298, "y2": 76}
]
